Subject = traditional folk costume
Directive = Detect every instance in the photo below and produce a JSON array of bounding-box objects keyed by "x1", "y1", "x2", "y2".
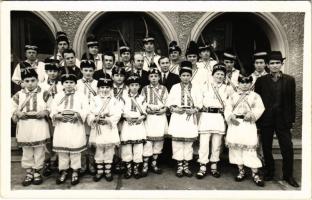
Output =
[
  {"x1": 168, "y1": 41, "x2": 182, "y2": 75},
  {"x1": 142, "y1": 36, "x2": 161, "y2": 71},
  {"x1": 50, "y1": 71, "x2": 88, "y2": 185},
  {"x1": 120, "y1": 75, "x2": 147, "y2": 179},
  {"x1": 197, "y1": 58, "x2": 218, "y2": 84},
  {"x1": 81, "y1": 35, "x2": 103, "y2": 70},
  {"x1": 141, "y1": 68, "x2": 169, "y2": 175},
  {"x1": 11, "y1": 69, "x2": 50, "y2": 186},
  {"x1": 88, "y1": 77, "x2": 122, "y2": 182},
  {"x1": 196, "y1": 64, "x2": 230, "y2": 178},
  {"x1": 250, "y1": 51, "x2": 268, "y2": 91},
  {"x1": 167, "y1": 61, "x2": 201, "y2": 177},
  {"x1": 222, "y1": 51, "x2": 240, "y2": 92}
]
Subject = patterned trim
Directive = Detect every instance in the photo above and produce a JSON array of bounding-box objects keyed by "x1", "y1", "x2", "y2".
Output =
[
  {"x1": 147, "y1": 136, "x2": 164, "y2": 141},
  {"x1": 53, "y1": 145, "x2": 87, "y2": 153},
  {"x1": 17, "y1": 138, "x2": 50, "y2": 147},
  {"x1": 225, "y1": 142, "x2": 258, "y2": 151},
  {"x1": 121, "y1": 139, "x2": 146, "y2": 145},
  {"x1": 180, "y1": 83, "x2": 192, "y2": 107},
  {"x1": 171, "y1": 137, "x2": 198, "y2": 142},
  {"x1": 90, "y1": 142, "x2": 120, "y2": 148},
  {"x1": 198, "y1": 130, "x2": 225, "y2": 135}
]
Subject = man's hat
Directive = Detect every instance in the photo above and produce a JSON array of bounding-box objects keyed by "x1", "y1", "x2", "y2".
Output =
[
  {"x1": 60, "y1": 67, "x2": 77, "y2": 84},
  {"x1": 120, "y1": 40, "x2": 131, "y2": 54},
  {"x1": 223, "y1": 49, "x2": 237, "y2": 61},
  {"x1": 168, "y1": 41, "x2": 182, "y2": 54},
  {"x1": 238, "y1": 73, "x2": 253, "y2": 84},
  {"x1": 179, "y1": 60, "x2": 193, "y2": 75},
  {"x1": 148, "y1": 67, "x2": 161, "y2": 76},
  {"x1": 97, "y1": 75, "x2": 113, "y2": 88},
  {"x1": 142, "y1": 17, "x2": 155, "y2": 44},
  {"x1": 212, "y1": 63, "x2": 227, "y2": 76},
  {"x1": 25, "y1": 45, "x2": 38, "y2": 52},
  {"x1": 112, "y1": 65, "x2": 126, "y2": 76},
  {"x1": 126, "y1": 74, "x2": 141, "y2": 85},
  {"x1": 267, "y1": 51, "x2": 285, "y2": 62},
  {"x1": 86, "y1": 34, "x2": 99, "y2": 48},
  {"x1": 56, "y1": 31, "x2": 69, "y2": 44},
  {"x1": 185, "y1": 41, "x2": 198, "y2": 57},
  {"x1": 253, "y1": 50, "x2": 268, "y2": 62},
  {"x1": 80, "y1": 60, "x2": 96, "y2": 69},
  {"x1": 21, "y1": 67, "x2": 38, "y2": 80},
  {"x1": 44, "y1": 58, "x2": 60, "y2": 71}
]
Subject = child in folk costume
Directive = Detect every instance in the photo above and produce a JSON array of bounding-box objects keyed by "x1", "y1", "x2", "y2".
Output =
[
  {"x1": 76, "y1": 59, "x2": 98, "y2": 175},
  {"x1": 88, "y1": 77, "x2": 122, "y2": 182},
  {"x1": 224, "y1": 75, "x2": 265, "y2": 187},
  {"x1": 196, "y1": 63, "x2": 232, "y2": 179},
  {"x1": 167, "y1": 61, "x2": 201, "y2": 177},
  {"x1": 141, "y1": 68, "x2": 168, "y2": 176},
  {"x1": 120, "y1": 74, "x2": 147, "y2": 179},
  {"x1": 11, "y1": 68, "x2": 50, "y2": 186},
  {"x1": 50, "y1": 69, "x2": 89, "y2": 185}
]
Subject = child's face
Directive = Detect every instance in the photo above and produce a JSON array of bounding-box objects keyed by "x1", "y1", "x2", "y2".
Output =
[
  {"x1": 199, "y1": 50, "x2": 211, "y2": 60},
  {"x1": 148, "y1": 73, "x2": 160, "y2": 85},
  {"x1": 98, "y1": 86, "x2": 111, "y2": 95},
  {"x1": 180, "y1": 72, "x2": 191, "y2": 84},
  {"x1": 64, "y1": 53, "x2": 76, "y2": 67},
  {"x1": 169, "y1": 51, "x2": 180, "y2": 61},
  {"x1": 213, "y1": 71, "x2": 225, "y2": 83},
  {"x1": 224, "y1": 59, "x2": 235, "y2": 71},
  {"x1": 63, "y1": 80, "x2": 76, "y2": 91},
  {"x1": 58, "y1": 41, "x2": 68, "y2": 53},
  {"x1": 88, "y1": 46, "x2": 99, "y2": 55},
  {"x1": 113, "y1": 74, "x2": 125, "y2": 85},
  {"x1": 129, "y1": 83, "x2": 140, "y2": 94},
  {"x1": 121, "y1": 52, "x2": 131, "y2": 62},
  {"x1": 46, "y1": 70, "x2": 59, "y2": 80},
  {"x1": 143, "y1": 42, "x2": 155, "y2": 52},
  {"x1": 238, "y1": 82, "x2": 251, "y2": 91},
  {"x1": 186, "y1": 54, "x2": 198, "y2": 65},
  {"x1": 23, "y1": 77, "x2": 38, "y2": 91},
  {"x1": 81, "y1": 68, "x2": 95, "y2": 79},
  {"x1": 254, "y1": 59, "x2": 266, "y2": 72}
]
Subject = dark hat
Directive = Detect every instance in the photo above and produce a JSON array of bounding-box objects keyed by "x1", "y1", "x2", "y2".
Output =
[
  {"x1": 238, "y1": 73, "x2": 253, "y2": 84},
  {"x1": 143, "y1": 36, "x2": 155, "y2": 44},
  {"x1": 112, "y1": 66, "x2": 126, "y2": 76},
  {"x1": 120, "y1": 40, "x2": 131, "y2": 54},
  {"x1": 56, "y1": 31, "x2": 69, "y2": 44},
  {"x1": 168, "y1": 41, "x2": 182, "y2": 54},
  {"x1": 81, "y1": 53, "x2": 95, "y2": 61},
  {"x1": 223, "y1": 49, "x2": 237, "y2": 61},
  {"x1": 86, "y1": 34, "x2": 99, "y2": 48},
  {"x1": 21, "y1": 67, "x2": 38, "y2": 80},
  {"x1": 44, "y1": 58, "x2": 60, "y2": 71},
  {"x1": 185, "y1": 41, "x2": 198, "y2": 56},
  {"x1": 267, "y1": 51, "x2": 285, "y2": 62},
  {"x1": 197, "y1": 40, "x2": 212, "y2": 53},
  {"x1": 114, "y1": 61, "x2": 125, "y2": 68},
  {"x1": 80, "y1": 60, "x2": 95, "y2": 69},
  {"x1": 97, "y1": 76, "x2": 113, "y2": 88},
  {"x1": 212, "y1": 63, "x2": 226, "y2": 76},
  {"x1": 253, "y1": 50, "x2": 268, "y2": 62},
  {"x1": 148, "y1": 67, "x2": 161, "y2": 76},
  {"x1": 25, "y1": 45, "x2": 38, "y2": 52},
  {"x1": 60, "y1": 68, "x2": 77, "y2": 84},
  {"x1": 126, "y1": 74, "x2": 141, "y2": 85},
  {"x1": 179, "y1": 60, "x2": 193, "y2": 75}
]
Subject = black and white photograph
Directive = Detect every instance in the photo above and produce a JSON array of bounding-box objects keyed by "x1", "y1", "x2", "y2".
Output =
[{"x1": 0, "y1": 1, "x2": 311, "y2": 199}]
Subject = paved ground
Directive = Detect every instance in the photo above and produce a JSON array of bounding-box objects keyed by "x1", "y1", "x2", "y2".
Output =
[{"x1": 11, "y1": 158, "x2": 301, "y2": 191}]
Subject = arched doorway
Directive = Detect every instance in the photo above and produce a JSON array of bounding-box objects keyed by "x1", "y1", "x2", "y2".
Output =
[{"x1": 191, "y1": 12, "x2": 289, "y2": 73}]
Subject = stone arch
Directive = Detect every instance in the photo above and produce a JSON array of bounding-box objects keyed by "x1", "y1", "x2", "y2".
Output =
[{"x1": 32, "y1": 11, "x2": 62, "y2": 34}]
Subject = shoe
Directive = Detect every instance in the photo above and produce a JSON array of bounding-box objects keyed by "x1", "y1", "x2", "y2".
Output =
[
  {"x1": 124, "y1": 162, "x2": 132, "y2": 179},
  {"x1": 196, "y1": 164, "x2": 207, "y2": 179},
  {"x1": 71, "y1": 170, "x2": 79, "y2": 185},
  {"x1": 183, "y1": 160, "x2": 193, "y2": 177},
  {"x1": 22, "y1": 169, "x2": 34, "y2": 186},
  {"x1": 235, "y1": 168, "x2": 246, "y2": 182},
  {"x1": 151, "y1": 158, "x2": 162, "y2": 174},
  {"x1": 133, "y1": 163, "x2": 141, "y2": 179},
  {"x1": 32, "y1": 169, "x2": 43, "y2": 185},
  {"x1": 252, "y1": 173, "x2": 265, "y2": 187},
  {"x1": 93, "y1": 163, "x2": 104, "y2": 182},
  {"x1": 176, "y1": 161, "x2": 184, "y2": 177},
  {"x1": 56, "y1": 170, "x2": 68, "y2": 185},
  {"x1": 210, "y1": 162, "x2": 221, "y2": 178},
  {"x1": 283, "y1": 177, "x2": 299, "y2": 188},
  {"x1": 104, "y1": 163, "x2": 113, "y2": 182},
  {"x1": 42, "y1": 161, "x2": 53, "y2": 177},
  {"x1": 141, "y1": 157, "x2": 149, "y2": 177}
]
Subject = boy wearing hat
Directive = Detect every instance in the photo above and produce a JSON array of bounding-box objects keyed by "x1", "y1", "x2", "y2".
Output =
[
  {"x1": 12, "y1": 45, "x2": 46, "y2": 87},
  {"x1": 196, "y1": 63, "x2": 231, "y2": 179},
  {"x1": 60, "y1": 49, "x2": 83, "y2": 79},
  {"x1": 168, "y1": 41, "x2": 182, "y2": 75},
  {"x1": 141, "y1": 68, "x2": 169, "y2": 176},
  {"x1": 11, "y1": 68, "x2": 50, "y2": 186},
  {"x1": 224, "y1": 74, "x2": 265, "y2": 187},
  {"x1": 81, "y1": 35, "x2": 103, "y2": 71},
  {"x1": 50, "y1": 69, "x2": 88, "y2": 185},
  {"x1": 255, "y1": 51, "x2": 299, "y2": 187},
  {"x1": 87, "y1": 76, "x2": 122, "y2": 182},
  {"x1": 222, "y1": 49, "x2": 240, "y2": 91},
  {"x1": 142, "y1": 36, "x2": 161, "y2": 71},
  {"x1": 250, "y1": 51, "x2": 268, "y2": 90},
  {"x1": 120, "y1": 75, "x2": 147, "y2": 179},
  {"x1": 166, "y1": 60, "x2": 201, "y2": 177}
]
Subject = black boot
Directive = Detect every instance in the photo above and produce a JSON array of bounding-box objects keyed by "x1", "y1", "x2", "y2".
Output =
[
  {"x1": 133, "y1": 162, "x2": 142, "y2": 179},
  {"x1": 22, "y1": 169, "x2": 34, "y2": 186},
  {"x1": 175, "y1": 161, "x2": 184, "y2": 177},
  {"x1": 56, "y1": 170, "x2": 68, "y2": 184},
  {"x1": 183, "y1": 160, "x2": 193, "y2": 177},
  {"x1": 42, "y1": 159, "x2": 53, "y2": 177},
  {"x1": 235, "y1": 168, "x2": 246, "y2": 182},
  {"x1": 32, "y1": 169, "x2": 43, "y2": 185},
  {"x1": 124, "y1": 162, "x2": 132, "y2": 179},
  {"x1": 93, "y1": 163, "x2": 104, "y2": 182},
  {"x1": 252, "y1": 172, "x2": 265, "y2": 187},
  {"x1": 141, "y1": 157, "x2": 149, "y2": 177},
  {"x1": 104, "y1": 163, "x2": 113, "y2": 182},
  {"x1": 210, "y1": 162, "x2": 221, "y2": 178},
  {"x1": 196, "y1": 163, "x2": 207, "y2": 179},
  {"x1": 151, "y1": 155, "x2": 162, "y2": 174},
  {"x1": 71, "y1": 170, "x2": 80, "y2": 185}
]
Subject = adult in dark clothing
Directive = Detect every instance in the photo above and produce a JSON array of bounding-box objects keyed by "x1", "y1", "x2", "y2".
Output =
[
  {"x1": 59, "y1": 49, "x2": 82, "y2": 79},
  {"x1": 126, "y1": 53, "x2": 149, "y2": 90},
  {"x1": 158, "y1": 56, "x2": 181, "y2": 92},
  {"x1": 93, "y1": 52, "x2": 115, "y2": 80},
  {"x1": 254, "y1": 51, "x2": 299, "y2": 187}
]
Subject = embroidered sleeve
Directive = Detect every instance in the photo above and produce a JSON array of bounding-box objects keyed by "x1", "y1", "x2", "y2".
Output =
[
  {"x1": 224, "y1": 95, "x2": 235, "y2": 122},
  {"x1": 11, "y1": 92, "x2": 19, "y2": 117}
]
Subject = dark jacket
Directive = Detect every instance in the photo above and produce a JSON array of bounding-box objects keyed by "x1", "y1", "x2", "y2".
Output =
[
  {"x1": 160, "y1": 72, "x2": 181, "y2": 92},
  {"x1": 93, "y1": 69, "x2": 111, "y2": 80},
  {"x1": 255, "y1": 73, "x2": 296, "y2": 128},
  {"x1": 126, "y1": 69, "x2": 150, "y2": 90}
]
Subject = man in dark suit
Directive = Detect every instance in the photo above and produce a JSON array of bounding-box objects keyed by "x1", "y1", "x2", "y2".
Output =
[
  {"x1": 93, "y1": 52, "x2": 115, "y2": 80},
  {"x1": 255, "y1": 51, "x2": 299, "y2": 187},
  {"x1": 158, "y1": 56, "x2": 180, "y2": 92},
  {"x1": 126, "y1": 53, "x2": 149, "y2": 90}
]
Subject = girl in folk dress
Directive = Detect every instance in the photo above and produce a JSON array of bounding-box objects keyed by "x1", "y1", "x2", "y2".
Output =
[
  {"x1": 120, "y1": 74, "x2": 147, "y2": 179},
  {"x1": 196, "y1": 63, "x2": 232, "y2": 179},
  {"x1": 11, "y1": 69, "x2": 50, "y2": 186},
  {"x1": 141, "y1": 68, "x2": 168, "y2": 176},
  {"x1": 88, "y1": 77, "x2": 122, "y2": 182},
  {"x1": 50, "y1": 70, "x2": 89, "y2": 185},
  {"x1": 166, "y1": 61, "x2": 201, "y2": 177},
  {"x1": 224, "y1": 75, "x2": 265, "y2": 187}
]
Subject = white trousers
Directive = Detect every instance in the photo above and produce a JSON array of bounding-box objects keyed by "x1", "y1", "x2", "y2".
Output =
[
  {"x1": 22, "y1": 146, "x2": 45, "y2": 169},
  {"x1": 58, "y1": 152, "x2": 81, "y2": 170},
  {"x1": 198, "y1": 133, "x2": 223, "y2": 164},
  {"x1": 172, "y1": 141, "x2": 193, "y2": 161},
  {"x1": 143, "y1": 140, "x2": 164, "y2": 157},
  {"x1": 229, "y1": 148, "x2": 262, "y2": 169},
  {"x1": 121, "y1": 143, "x2": 143, "y2": 163},
  {"x1": 94, "y1": 145, "x2": 115, "y2": 164}
]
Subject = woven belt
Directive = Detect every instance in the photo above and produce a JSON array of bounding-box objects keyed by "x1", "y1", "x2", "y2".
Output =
[
  {"x1": 235, "y1": 115, "x2": 245, "y2": 119},
  {"x1": 24, "y1": 114, "x2": 38, "y2": 119},
  {"x1": 201, "y1": 107, "x2": 224, "y2": 113}
]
